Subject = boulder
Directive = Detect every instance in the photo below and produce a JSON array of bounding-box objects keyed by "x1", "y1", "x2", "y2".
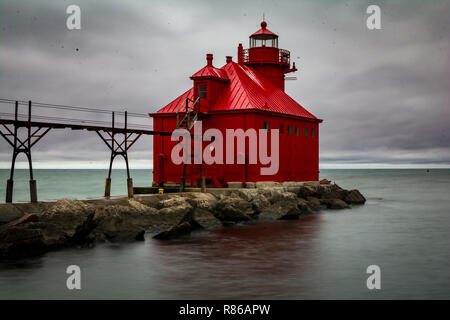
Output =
[
  {"x1": 250, "y1": 193, "x2": 271, "y2": 214},
  {"x1": 306, "y1": 196, "x2": 323, "y2": 211},
  {"x1": 153, "y1": 209, "x2": 203, "y2": 240},
  {"x1": 344, "y1": 189, "x2": 366, "y2": 204},
  {"x1": 133, "y1": 194, "x2": 166, "y2": 208},
  {"x1": 90, "y1": 199, "x2": 161, "y2": 242},
  {"x1": 158, "y1": 196, "x2": 189, "y2": 209},
  {"x1": 255, "y1": 181, "x2": 282, "y2": 188},
  {"x1": 298, "y1": 185, "x2": 319, "y2": 198},
  {"x1": 0, "y1": 203, "x2": 25, "y2": 225},
  {"x1": 153, "y1": 222, "x2": 193, "y2": 240},
  {"x1": 1, "y1": 213, "x2": 38, "y2": 229},
  {"x1": 260, "y1": 197, "x2": 301, "y2": 220},
  {"x1": 184, "y1": 192, "x2": 218, "y2": 211},
  {"x1": 214, "y1": 197, "x2": 254, "y2": 222},
  {"x1": 231, "y1": 189, "x2": 260, "y2": 202},
  {"x1": 39, "y1": 199, "x2": 96, "y2": 246},
  {"x1": 91, "y1": 205, "x2": 147, "y2": 242},
  {"x1": 0, "y1": 226, "x2": 46, "y2": 259},
  {"x1": 158, "y1": 202, "x2": 193, "y2": 216},
  {"x1": 297, "y1": 198, "x2": 313, "y2": 214},
  {"x1": 259, "y1": 188, "x2": 295, "y2": 204},
  {"x1": 320, "y1": 198, "x2": 350, "y2": 210},
  {"x1": 193, "y1": 208, "x2": 222, "y2": 229}
]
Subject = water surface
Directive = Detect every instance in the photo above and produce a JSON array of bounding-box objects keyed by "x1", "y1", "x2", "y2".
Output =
[{"x1": 0, "y1": 169, "x2": 449, "y2": 299}]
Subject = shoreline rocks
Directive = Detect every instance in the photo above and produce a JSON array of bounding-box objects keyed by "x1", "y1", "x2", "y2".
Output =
[{"x1": 0, "y1": 181, "x2": 366, "y2": 260}]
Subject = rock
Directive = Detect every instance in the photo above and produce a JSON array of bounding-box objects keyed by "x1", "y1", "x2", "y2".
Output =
[
  {"x1": 297, "y1": 198, "x2": 313, "y2": 214},
  {"x1": 184, "y1": 192, "x2": 218, "y2": 211},
  {"x1": 0, "y1": 181, "x2": 367, "y2": 259},
  {"x1": 320, "y1": 198, "x2": 350, "y2": 209},
  {"x1": 250, "y1": 193, "x2": 271, "y2": 214},
  {"x1": 259, "y1": 188, "x2": 292, "y2": 204},
  {"x1": 43, "y1": 198, "x2": 93, "y2": 217},
  {"x1": 158, "y1": 202, "x2": 193, "y2": 216},
  {"x1": 298, "y1": 185, "x2": 319, "y2": 198},
  {"x1": 158, "y1": 196, "x2": 189, "y2": 209},
  {"x1": 134, "y1": 195, "x2": 165, "y2": 208},
  {"x1": 255, "y1": 181, "x2": 282, "y2": 188},
  {"x1": 39, "y1": 199, "x2": 96, "y2": 246},
  {"x1": 91, "y1": 200, "x2": 160, "y2": 242},
  {"x1": 1, "y1": 213, "x2": 38, "y2": 229},
  {"x1": 153, "y1": 209, "x2": 203, "y2": 240},
  {"x1": 306, "y1": 196, "x2": 323, "y2": 211},
  {"x1": 91, "y1": 206, "x2": 146, "y2": 242},
  {"x1": 320, "y1": 179, "x2": 331, "y2": 184},
  {"x1": 214, "y1": 197, "x2": 254, "y2": 222},
  {"x1": 0, "y1": 226, "x2": 46, "y2": 259},
  {"x1": 231, "y1": 189, "x2": 260, "y2": 202},
  {"x1": 193, "y1": 208, "x2": 222, "y2": 229},
  {"x1": 344, "y1": 189, "x2": 366, "y2": 204},
  {"x1": 260, "y1": 197, "x2": 301, "y2": 220},
  {"x1": 127, "y1": 199, "x2": 155, "y2": 214},
  {"x1": 153, "y1": 222, "x2": 193, "y2": 240},
  {"x1": 320, "y1": 189, "x2": 345, "y2": 200},
  {"x1": 0, "y1": 203, "x2": 24, "y2": 225}
]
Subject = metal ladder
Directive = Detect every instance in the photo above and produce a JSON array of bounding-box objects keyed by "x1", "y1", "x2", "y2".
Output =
[{"x1": 175, "y1": 97, "x2": 206, "y2": 192}]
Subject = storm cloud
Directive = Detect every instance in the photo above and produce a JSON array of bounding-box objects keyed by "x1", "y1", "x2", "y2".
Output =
[{"x1": 0, "y1": 0, "x2": 449, "y2": 168}]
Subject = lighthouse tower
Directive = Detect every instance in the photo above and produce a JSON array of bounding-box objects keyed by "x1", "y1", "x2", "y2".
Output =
[{"x1": 238, "y1": 20, "x2": 297, "y2": 91}]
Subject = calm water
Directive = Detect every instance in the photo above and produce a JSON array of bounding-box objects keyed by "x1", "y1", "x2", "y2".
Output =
[
  {"x1": 0, "y1": 169, "x2": 449, "y2": 299},
  {"x1": 0, "y1": 169, "x2": 154, "y2": 202}
]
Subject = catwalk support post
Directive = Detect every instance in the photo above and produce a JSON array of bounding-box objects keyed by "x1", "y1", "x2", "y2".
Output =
[
  {"x1": 96, "y1": 111, "x2": 142, "y2": 199},
  {"x1": 0, "y1": 101, "x2": 51, "y2": 202}
]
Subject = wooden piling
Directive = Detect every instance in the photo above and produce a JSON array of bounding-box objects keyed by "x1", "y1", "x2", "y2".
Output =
[
  {"x1": 6, "y1": 179, "x2": 13, "y2": 203},
  {"x1": 201, "y1": 176, "x2": 206, "y2": 193},
  {"x1": 127, "y1": 178, "x2": 134, "y2": 198},
  {"x1": 105, "y1": 178, "x2": 111, "y2": 197},
  {"x1": 29, "y1": 180, "x2": 37, "y2": 203}
]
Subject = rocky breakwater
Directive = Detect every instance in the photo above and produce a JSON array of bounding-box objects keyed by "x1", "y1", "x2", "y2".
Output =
[{"x1": 0, "y1": 181, "x2": 365, "y2": 259}]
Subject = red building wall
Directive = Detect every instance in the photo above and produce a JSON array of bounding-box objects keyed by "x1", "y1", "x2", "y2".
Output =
[{"x1": 152, "y1": 112, "x2": 319, "y2": 186}]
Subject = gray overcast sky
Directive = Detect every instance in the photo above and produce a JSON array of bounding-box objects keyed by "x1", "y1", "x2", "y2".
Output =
[{"x1": 0, "y1": 0, "x2": 449, "y2": 169}]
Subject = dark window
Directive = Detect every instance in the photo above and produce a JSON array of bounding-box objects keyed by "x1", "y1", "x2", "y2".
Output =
[
  {"x1": 295, "y1": 126, "x2": 299, "y2": 136},
  {"x1": 311, "y1": 128, "x2": 315, "y2": 137},
  {"x1": 263, "y1": 121, "x2": 269, "y2": 131},
  {"x1": 279, "y1": 124, "x2": 284, "y2": 133},
  {"x1": 304, "y1": 127, "x2": 308, "y2": 137},
  {"x1": 287, "y1": 125, "x2": 292, "y2": 135},
  {"x1": 198, "y1": 84, "x2": 207, "y2": 99}
]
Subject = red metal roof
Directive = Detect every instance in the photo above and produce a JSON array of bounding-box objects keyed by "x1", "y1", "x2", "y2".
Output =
[
  {"x1": 191, "y1": 65, "x2": 229, "y2": 82},
  {"x1": 251, "y1": 21, "x2": 278, "y2": 37},
  {"x1": 155, "y1": 62, "x2": 318, "y2": 120}
]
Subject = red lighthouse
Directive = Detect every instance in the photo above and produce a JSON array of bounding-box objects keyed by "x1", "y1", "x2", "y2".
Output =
[{"x1": 151, "y1": 21, "x2": 322, "y2": 189}]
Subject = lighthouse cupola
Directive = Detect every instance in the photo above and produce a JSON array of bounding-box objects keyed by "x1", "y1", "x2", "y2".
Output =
[{"x1": 238, "y1": 20, "x2": 297, "y2": 91}]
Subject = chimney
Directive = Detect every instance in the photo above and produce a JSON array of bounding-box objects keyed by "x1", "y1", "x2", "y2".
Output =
[
  {"x1": 206, "y1": 53, "x2": 213, "y2": 67},
  {"x1": 237, "y1": 43, "x2": 244, "y2": 64},
  {"x1": 226, "y1": 56, "x2": 233, "y2": 63}
]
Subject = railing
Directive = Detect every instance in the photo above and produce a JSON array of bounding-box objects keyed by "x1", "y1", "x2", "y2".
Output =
[
  {"x1": 176, "y1": 97, "x2": 200, "y2": 130},
  {"x1": 279, "y1": 49, "x2": 290, "y2": 65},
  {"x1": 242, "y1": 47, "x2": 290, "y2": 66}
]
